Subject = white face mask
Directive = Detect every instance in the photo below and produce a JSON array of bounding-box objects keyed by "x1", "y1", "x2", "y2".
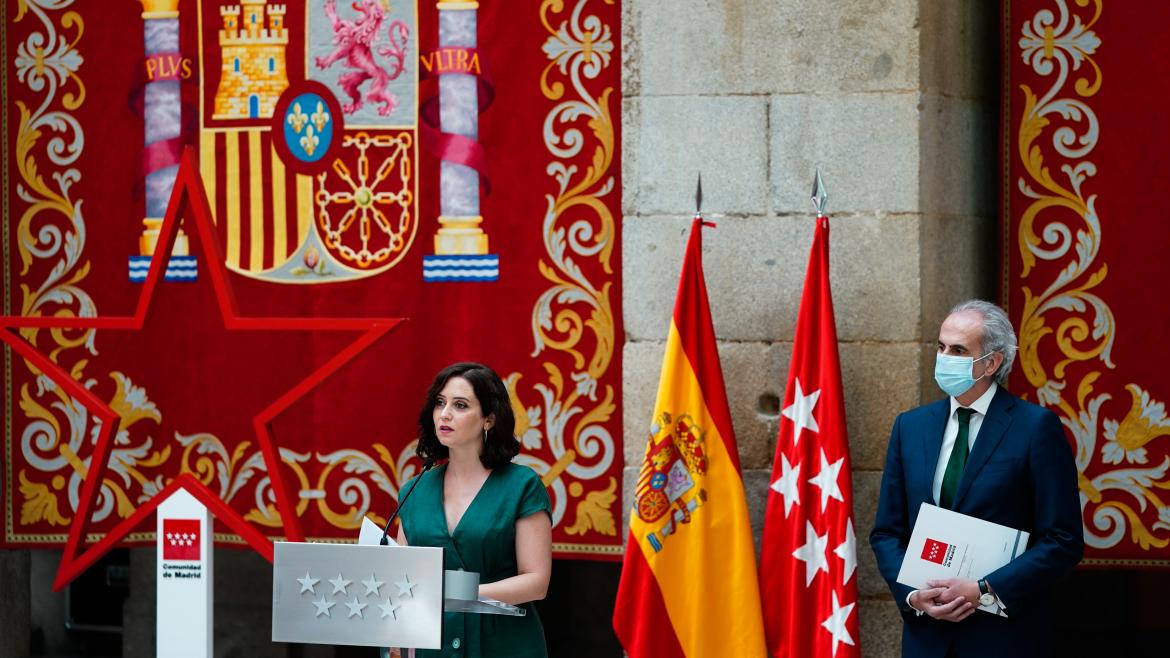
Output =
[{"x1": 934, "y1": 352, "x2": 992, "y2": 397}]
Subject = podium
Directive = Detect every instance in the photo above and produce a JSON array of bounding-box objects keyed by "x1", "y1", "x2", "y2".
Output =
[{"x1": 271, "y1": 542, "x2": 523, "y2": 649}]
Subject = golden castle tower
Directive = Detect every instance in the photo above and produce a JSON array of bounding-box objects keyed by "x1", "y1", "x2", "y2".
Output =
[{"x1": 213, "y1": 0, "x2": 289, "y2": 119}]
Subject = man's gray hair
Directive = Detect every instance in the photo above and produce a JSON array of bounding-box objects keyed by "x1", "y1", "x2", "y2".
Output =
[{"x1": 949, "y1": 299, "x2": 1018, "y2": 386}]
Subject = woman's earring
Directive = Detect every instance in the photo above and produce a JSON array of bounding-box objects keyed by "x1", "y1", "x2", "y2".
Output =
[{"x1": 483, "y1": 427, "x2": 488, "y2": 443}]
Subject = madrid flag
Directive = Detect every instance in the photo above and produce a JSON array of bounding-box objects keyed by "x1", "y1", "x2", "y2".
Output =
[
  {"x1": 760, "y1": 216, "x2": 859, "y2": 657},
  {"x1": 613, "y1": 218, "x2": 767, "y2": 657}
]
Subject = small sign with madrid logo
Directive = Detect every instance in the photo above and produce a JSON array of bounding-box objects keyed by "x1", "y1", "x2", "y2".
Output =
[{"x1": 157, "y1": 488, "x2": 213, "y2": 657}]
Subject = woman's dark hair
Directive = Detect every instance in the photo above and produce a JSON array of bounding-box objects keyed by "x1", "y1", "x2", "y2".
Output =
[{"x1": 416, "y1": 362, "x2": 520, "y2": 469}]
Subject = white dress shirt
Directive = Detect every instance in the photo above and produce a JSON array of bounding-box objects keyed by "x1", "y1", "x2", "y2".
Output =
[
  {"x1": 907, "y1": 382, "x2": 1007, "y2": 616},
  {"x1": 931, "y1": 382, "x2": 998, "y2": 506}
]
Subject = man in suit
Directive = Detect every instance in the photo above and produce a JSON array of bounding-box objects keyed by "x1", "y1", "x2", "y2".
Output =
[{"x1": 869, "y1": 300, "x2": 1083, "y2": 657}]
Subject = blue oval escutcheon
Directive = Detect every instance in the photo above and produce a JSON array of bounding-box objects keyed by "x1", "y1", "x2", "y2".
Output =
[
  {"x1": 270, "y1": 81, "x2": 345, "y2": 176},
  {"x1": 283, "y1": 93, "x2": 334, "y2": 163}
]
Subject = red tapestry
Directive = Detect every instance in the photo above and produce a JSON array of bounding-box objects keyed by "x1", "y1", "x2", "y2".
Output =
[
  {"x1": 3, "y1": 0, "x2": 623, "y2": 573},
  {"x1": 1004, "y1": 0, "x2": 1170, "y2": 566}
]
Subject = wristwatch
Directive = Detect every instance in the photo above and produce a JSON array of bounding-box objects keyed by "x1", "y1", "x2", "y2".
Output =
[{"x1": 977, "y1": 579, "x2": 996, "y2": 607}]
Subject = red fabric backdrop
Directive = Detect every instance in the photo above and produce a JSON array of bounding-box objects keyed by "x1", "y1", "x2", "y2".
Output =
[
  {"x1": 4, "y1": 0, "x2": 623, "y2": 562},
  {"x1": 1004, "y1": 0, "x2": 1170, "y2": 566}
]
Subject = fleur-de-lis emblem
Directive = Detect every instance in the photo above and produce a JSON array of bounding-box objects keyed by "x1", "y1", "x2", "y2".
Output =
[
  {"x1": 311, "y1": 101, "x2": 331, "y2": 134},
  {"x1": 288, "y1": 102, "x2": 308, "y2": 134},
  {"x1": 300, "y1": 125, "x2": 320, "y2": 156}
]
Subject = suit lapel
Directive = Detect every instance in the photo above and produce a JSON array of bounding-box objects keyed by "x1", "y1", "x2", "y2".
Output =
[
  {"x1": 953, "y1": 387, "x2": 1015, "y2": 508},
  {"x1": 921, "y1": 399, "x2": 949, "y2": 501}
]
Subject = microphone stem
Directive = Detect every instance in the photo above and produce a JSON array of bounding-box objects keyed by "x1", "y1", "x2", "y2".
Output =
[{"x1": 380, "y1": 459, "x2": 435, "y2": 545}]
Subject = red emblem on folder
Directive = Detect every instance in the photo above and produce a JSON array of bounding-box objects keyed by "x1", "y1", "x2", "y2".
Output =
[
  {"x1": 921, "y1": 538, "x2": 949, "y2": 565},
  {"x1": 163, "y1": 519, "x2": 201, "y2": 561}
]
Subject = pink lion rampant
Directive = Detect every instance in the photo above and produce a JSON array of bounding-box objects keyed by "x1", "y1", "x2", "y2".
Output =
[{"x1": 315, "y1": 0, "x2": 411, "y2": 117}]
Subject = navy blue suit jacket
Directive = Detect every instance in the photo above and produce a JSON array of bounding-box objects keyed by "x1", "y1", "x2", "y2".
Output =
[{"x1": 869, "y1": 386, "x2": 1083, "y2": 657}]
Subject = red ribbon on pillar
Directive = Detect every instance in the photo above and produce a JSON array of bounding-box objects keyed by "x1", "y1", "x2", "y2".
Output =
[{"x1": 419, "y1": 47, "x2": 496, "y2": 195}]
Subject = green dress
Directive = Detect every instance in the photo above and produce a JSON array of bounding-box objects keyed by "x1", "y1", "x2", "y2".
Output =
[{"x1": 399, "y1": 462, "x2": 551, "y2": 658}]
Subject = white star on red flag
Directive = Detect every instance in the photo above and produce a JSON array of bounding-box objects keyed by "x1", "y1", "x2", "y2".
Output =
[
  {"x1": 834, "y1": 519, "x2": 858, "y2": 585},
  {"x1": 808, "y1": 448, "x2": 845, "y2": 512},
  {"x1": 769, "y1": 453, "x2": 801, "y2": 517},
  {"x1": 820, "y1": 592, "x2": 856, "y2": 657},
  {"x1": 791, "y1": 520, "x2": 829, "y2": 586},
  {"x1": 781, "y1": 378, "x2": 821, "y2": 446}
]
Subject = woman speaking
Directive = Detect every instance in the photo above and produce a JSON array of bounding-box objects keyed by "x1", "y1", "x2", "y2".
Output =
[{"x1": 393, "y1": 362, "x2": 552, "y2": 657}]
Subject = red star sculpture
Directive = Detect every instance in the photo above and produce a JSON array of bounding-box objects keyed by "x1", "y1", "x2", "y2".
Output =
[{"x1": 0, "y1": 148, "x2": 404, "y2": 590}]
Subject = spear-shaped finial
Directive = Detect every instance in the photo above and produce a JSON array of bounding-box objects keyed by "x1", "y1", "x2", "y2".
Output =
[
  {"x1": 811, "y1": 168, "x2": 828, "y2": 217},
  {"x1": 695, "y1": 173, "x2": 704, "y2": 216}
]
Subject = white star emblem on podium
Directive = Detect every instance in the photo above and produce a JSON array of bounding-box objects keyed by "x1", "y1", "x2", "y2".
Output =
[
  {"x1": 329, "y1": 573, "x2": 352, "y2": 595},
  {"x1": 361, "y1": 574, "x2": 385, "y2": 597},
  {"x1": 312, "y1": 595, "x2": 336, "y2": 618},
  {"x1": 297, "y1": 571, "x2": 320, "y2": 594},
  {"x1": 345, "y1": 597, "x2": 368, "y2": 619},
  {"x1": 394, "y1": 574, "x2": 417, "y2": 598},
  {"x1": 378, "y1": 598, "x2": 402, "y2": 620}
]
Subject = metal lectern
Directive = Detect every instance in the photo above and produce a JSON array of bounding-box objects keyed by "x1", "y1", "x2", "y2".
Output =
[{"x1": 271, "y1": 541, "x2": 523, "y2": 650}]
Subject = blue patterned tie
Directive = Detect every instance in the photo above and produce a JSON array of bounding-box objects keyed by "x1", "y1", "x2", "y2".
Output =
[{"x1": 940, "y1": 407, "x2": 975, "y2": 509}]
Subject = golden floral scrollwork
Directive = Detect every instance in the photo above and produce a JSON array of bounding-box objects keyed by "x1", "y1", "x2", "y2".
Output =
[
  {"x1": 237, "y1": 448, "x2": 302, "y2": 527},
  {"x1": 102, "y1": 372, "x2": 171, "y2": 512},
  {"x1": 310, "y1": 445, "x2": 399, "y2": 530},
  {"x1": 19, "y1": 469, "x2": 69, "y2": 525},
  {"x1": 525, "y1": 0, "x2": 619, "y2": 550},
  {"x1": 240, "y1": 442, "x2": 425, "y2": 534},
  {"x1": 563, "y1": 476, "x2": 617, "y2": 537},
  {"x1": 1102, "y1": 385, "x2": 1170, "y2": 466},
  {"x1": 164, "y1": 430, "x2": 419, "y2": 534},
  {"x1": 1016, "y1": 0, "x2": 1170, "y2": 557},
  {"x1": 9, "y1": 312, "x2": 164, "y2": 534}
]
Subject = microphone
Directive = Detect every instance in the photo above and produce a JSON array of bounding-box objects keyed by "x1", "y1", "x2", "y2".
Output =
[{"x1": 380, "y1": 458, "x2": 435, "y2": 546}]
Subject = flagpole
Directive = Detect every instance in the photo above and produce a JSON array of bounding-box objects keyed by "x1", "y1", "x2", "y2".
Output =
[
  {"x1": 759, "y1": 166, "x2": 860, "y2": 657},
  {"x1": 811, "y1": 167, "x2": 828, "y2": 220},
  {"x1": 695, "y1": 173, "x2": 714, "y2": 229},
  {"x1": 696, "y1": 173, "x2": 703, "y2": 217}
]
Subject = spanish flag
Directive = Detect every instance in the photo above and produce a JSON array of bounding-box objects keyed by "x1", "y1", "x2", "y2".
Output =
[{"x1": 613, "y1": 218, "x2": 768, "y2": 657}]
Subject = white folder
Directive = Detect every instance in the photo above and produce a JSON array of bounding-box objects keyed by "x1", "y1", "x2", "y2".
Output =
[{"x1": 896, "y1": 503, "x2": 1029, "y2": 616}]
